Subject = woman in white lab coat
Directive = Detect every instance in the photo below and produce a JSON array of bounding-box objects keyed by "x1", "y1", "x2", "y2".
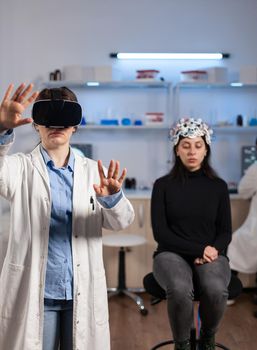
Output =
[
  {"x1": 0, "y1": 83, "x2": 134, "y2": 350},
  {"x1": 227, "y1": 162, "x2": 257, "y2": 273}
]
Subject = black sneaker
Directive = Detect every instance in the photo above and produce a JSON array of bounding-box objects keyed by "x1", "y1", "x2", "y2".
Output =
[
  {"x1": 198, "y1": 331, "x2": 215, "y2": 350},
  {"x1": 174, "y1": 340, "x2": 191, "y2": 350}
]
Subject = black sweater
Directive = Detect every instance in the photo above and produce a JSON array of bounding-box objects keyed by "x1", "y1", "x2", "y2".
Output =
[{"x1": 151, "y1": 169, "x2": 232, "y2": 259}]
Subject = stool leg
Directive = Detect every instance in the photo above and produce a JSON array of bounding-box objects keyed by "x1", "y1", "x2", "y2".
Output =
[
  {"x1": 123, "y1": 290, "x2": 147, "y2": 314},
  {"x1": 107, "y1": 290, "x2": 120, "y2": 299},
  {"x1": 107, "y1": 247, "x2": 126, "y2": 298},
  {"x1": 190, "y1": 328, "x2": 196, "y2": 350},
  {"x1": 108, "y1": 246, "x2": 148, "y2": 314},
  {"x1": 118, "y1": 247, "x2": 126, "y2": 290}
]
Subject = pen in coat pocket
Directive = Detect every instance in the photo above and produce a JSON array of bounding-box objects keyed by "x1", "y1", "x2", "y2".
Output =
[{"x1": 90, "y1": 196, "x2": 95, "y2": 210}]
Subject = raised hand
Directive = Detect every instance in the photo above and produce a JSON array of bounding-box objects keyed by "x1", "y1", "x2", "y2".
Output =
[
  {"x1": 0, "y1": 83, "x2": 39, "y2": 132},
  {"x1": 93, "y1": 159, "x2": 127, "y2": 197}
]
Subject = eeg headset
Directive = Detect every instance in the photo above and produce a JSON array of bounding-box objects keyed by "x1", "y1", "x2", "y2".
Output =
[{"x1": 32, "y1": 88, "x2": 82, "y2": 128}]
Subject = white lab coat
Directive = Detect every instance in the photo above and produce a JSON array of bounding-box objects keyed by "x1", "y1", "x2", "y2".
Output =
[
  {"x1": 0, "y1": 141, "x2": 135, "y2": 350},
  {"x1": 227, "y1": 162, "x2": 257, "y2": 273}
]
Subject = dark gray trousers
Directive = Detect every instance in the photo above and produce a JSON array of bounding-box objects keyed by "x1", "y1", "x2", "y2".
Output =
[{"x1": 153, "y1": 251, "x2": 231, "y2": 342}]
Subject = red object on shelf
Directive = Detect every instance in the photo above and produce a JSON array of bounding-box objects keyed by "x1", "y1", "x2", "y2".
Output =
[
  {"x1": 180, "y1": 70, "x2": 207, "y2": 82},
  {"x1": 145, "y1": 112, "x2": 164, "y2": 123},
  {"x1": 181, "y1": 70, "x2": 207, "y2": 74},
  {"x1": 136, "y1": 70, "x2": 160, "y2": 79}
]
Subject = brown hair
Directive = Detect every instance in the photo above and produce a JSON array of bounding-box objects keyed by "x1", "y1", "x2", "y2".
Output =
[{"x1": 36, "y1": 86, "x2": 78, "y2": 102}]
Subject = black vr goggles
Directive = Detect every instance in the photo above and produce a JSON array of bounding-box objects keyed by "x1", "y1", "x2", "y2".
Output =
[{"x1": 32, "y1": 89, "x2": 82, "y2": 128}]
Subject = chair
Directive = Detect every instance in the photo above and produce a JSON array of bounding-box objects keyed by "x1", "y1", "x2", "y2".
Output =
[
  {"x1": 143, "y1": 272, "x2": 242, "y2": 350},
  {"x1": 103, "y1": 233, "x2": 148, "y2": 315}
]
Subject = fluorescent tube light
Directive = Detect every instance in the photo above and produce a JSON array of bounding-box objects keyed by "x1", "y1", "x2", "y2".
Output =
[
  {"x1": 110, "y1": 53, "x2": 230, "y2": 60},
  {"x1": 230, "y1": 82, "x2": 243, "y2": 87},
  {"x1": 86, "y1": 82, "x2": 100, "y2": 86}
]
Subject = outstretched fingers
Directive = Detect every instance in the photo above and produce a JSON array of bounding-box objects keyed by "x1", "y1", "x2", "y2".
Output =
[
  {"x1": 16, "y1": 117, "x2": 33, "y2": 127},
  {"x1": 9, "y1": 83, "x2": 37, "y2": 107},
  {"x1": 11, "y1": 83, "x2": 26, "y2": 101},
  {"x1": 112, "y1": 161, "x2": 120, "y2": 179},
  {"x1": 97, "y1": 160, "x2": 106, "y2": 182},
  {"x1": 118, "y1": 168, "x2": 127, "y2": 184},
  {"x1": 2, "y1": 84, "x2": 14, "y2": 102},
  {"x1": 17, "y1": 83, "x2": 34, "y2": 103},
  {"x1": 93, "y1": 183, "x2": 102, "y2": 196},
  {"x1": 23, "y1": 91, "x2": 39, "y2": 108},
  {"x1": 107, "y1": 159, "x2": 115, "y2": 178}
]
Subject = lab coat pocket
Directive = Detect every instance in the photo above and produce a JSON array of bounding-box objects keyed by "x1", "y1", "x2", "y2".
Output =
[
  {"x1": 0, "y1": 263, "x2": 30, "y2": 321},
  {"x1": 93, "y1": 272, "x2": 109, "y2": 325}
]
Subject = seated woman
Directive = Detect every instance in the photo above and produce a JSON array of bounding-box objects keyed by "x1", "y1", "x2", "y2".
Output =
[{"x1": 151, "y1": 118, "x2": 232, "y2": 350}]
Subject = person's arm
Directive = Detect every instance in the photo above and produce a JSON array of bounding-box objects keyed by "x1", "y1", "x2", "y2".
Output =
[
  {"x1": 100, "y1": 194, "x2": 135, "y2": 231},
  {"x1": 213, "y1": 182, "x2": 232, "y2": 253},
  {"x1": 151, "y1": 179, "x2": 205, "y2": 257},
  {"x1": 238, "y1": 163, "x2": 257, "y2": 199}
]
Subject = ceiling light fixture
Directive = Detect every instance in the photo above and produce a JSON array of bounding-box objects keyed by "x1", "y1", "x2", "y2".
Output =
[{"x1": 110, "y1": 52, "x2": 230, "y2": 60}]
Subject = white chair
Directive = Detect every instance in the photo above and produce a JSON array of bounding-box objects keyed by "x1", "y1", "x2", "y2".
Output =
[{"x1": 102, "y1": 233, "x2": 148, "y2": 315}]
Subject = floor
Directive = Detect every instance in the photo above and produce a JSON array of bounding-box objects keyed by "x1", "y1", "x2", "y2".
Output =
[{"x1": 108, "y1": 291, "x2": 257, "y2": 350}]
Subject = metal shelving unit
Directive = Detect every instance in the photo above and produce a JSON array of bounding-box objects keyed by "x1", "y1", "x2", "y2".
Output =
[
  {"x1": 41, "y1": 80, "x2": 171, "y2": 90},
  {"x1": 41, "y1": 80, "x2": 173, "y2": 129},
  {"x1": 173, "y1": 82, "x2": 257, "y2": 131}
]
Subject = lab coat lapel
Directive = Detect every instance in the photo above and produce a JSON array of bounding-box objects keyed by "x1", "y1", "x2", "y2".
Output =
[{"x1": 31, "y1": 145, "x2": 51, "y2": 198}]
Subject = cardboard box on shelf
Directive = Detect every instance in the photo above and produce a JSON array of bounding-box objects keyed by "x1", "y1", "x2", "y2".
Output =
[
  {"x1": 94, "y1": 65, "x2": 121, "y2": 82},
  {"x1": 207, "y1": 67, "x2": 228, "y2": 83},
  {"x1": 239, "y1": 66, "x2": 257, "y2": 84},
  {"x1": 63, "y1": 65, "x2": 95, "y2": 82},
  {"x1": 62, "y1": 65, "x2": 120, "y2": 82}
]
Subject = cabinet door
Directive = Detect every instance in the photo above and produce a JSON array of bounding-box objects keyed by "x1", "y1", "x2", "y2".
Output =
[
  {"x1": 145, "y1": 199, "x2": 158, "y2": 274},
  {"x1": 230, "y1": 198, "x2": 255, "y2": 287},
  {"x1": 230, "y1": 198, "x2": 250, "y2": 231},
  {"x1": 102, "y1": 199, "x2": 150, "y2": 288}
]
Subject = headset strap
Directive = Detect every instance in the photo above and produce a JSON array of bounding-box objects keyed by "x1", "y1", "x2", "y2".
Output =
[{"x1": 51, "y1": 88, "x2": 62, "y2": 100}]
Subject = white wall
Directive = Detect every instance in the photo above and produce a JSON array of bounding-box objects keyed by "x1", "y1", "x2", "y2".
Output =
[
  {"x1": 1, "y1": 0, "x2": 257, "y2": 87},
  {"x1": 1, "y1": 0, "x2": 257, "y2": 184}
]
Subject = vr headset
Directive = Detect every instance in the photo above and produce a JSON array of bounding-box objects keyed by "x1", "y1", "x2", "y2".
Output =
[{"x1": 32, "y1": 89, "x2": 82, "y2": 128}]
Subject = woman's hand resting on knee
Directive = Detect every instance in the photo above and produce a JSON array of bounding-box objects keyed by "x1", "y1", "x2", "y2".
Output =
[
  {"x1": 194, "y1": 257, "x2": 207, "y2": 265},
  {"x1": 194, "y1": 245, "x2": 218, "y2": 265}
]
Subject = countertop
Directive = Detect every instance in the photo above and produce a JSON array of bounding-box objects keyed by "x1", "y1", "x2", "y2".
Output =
[{"x1": 124, "y1": 189, "x2": 247, "y2": 200}]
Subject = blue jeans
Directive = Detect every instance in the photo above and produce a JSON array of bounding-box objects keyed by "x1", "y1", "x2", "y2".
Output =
[
  {"x1": 153, "y1": 252, "x2": 231, "y2": 342},
  {"x1": 43, "y1": 299, "x2": 73, "y2": 350}
]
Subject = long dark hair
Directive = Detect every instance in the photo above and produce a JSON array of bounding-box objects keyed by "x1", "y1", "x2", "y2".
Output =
[{"x1": 169, "y1": 136, "x2": 218, "y2": 181}]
